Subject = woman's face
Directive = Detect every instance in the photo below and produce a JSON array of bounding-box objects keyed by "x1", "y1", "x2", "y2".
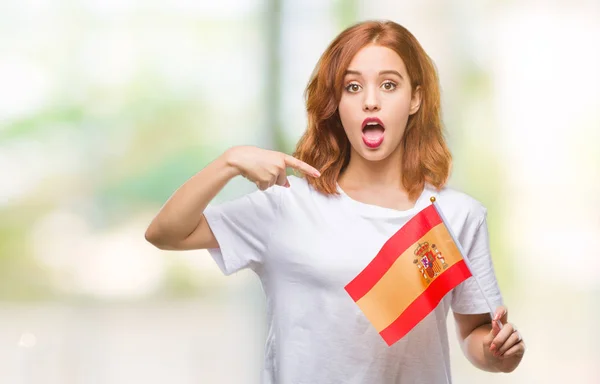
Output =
[{"x1": 338, "y1": 44, "x2": 421, "y2": 162}]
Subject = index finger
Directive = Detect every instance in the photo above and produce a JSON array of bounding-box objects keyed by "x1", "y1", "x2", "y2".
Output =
[
  {"x1": 284, "y1": 155, "x2": 321, "y2": 177},
  {"x1": 493, "y1": 306, "x2": 507, "y2": 322}
]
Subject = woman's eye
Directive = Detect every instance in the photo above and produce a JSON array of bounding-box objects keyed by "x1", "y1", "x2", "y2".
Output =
[
  {"x1": 382, "y1": 81, "x2": 396, "y2": 91},
  {"x1": 346, "y1": 83, "x2": 361, "y2": 93}
]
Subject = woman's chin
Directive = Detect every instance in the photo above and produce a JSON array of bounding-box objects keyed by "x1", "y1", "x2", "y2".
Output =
[
  {"x1": 357, "y1": 147, "x2": 391, "y2": 162},
  {"x1": 347, "y1": 138, "x2": 401, "y2": 163},
  {"x1": 353, "y1": 142, "x2": 402, "y2": 163}
]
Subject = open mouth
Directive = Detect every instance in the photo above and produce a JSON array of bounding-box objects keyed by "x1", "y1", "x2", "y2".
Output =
[{"x1": 362, "y1": 118, "x2": 385, "y2": 148}]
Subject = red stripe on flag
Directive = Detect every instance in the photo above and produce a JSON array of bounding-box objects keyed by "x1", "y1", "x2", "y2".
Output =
[
  {"x1": 345, "y1": 205, "x2": 443, "y2": 301},
  {"x1": 379, "y1": 260, "x2": 472, "y2": 346}
]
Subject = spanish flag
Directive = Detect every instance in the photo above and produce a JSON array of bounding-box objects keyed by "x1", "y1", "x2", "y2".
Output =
[{"x1": 345, "y1": 198, "x2": 472, "y2": 346}]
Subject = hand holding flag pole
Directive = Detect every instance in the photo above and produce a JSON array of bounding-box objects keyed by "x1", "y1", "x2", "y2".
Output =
[
  {"x1": 431, "y1": 197, "x2": 525, "y2": 368},
  {"x1": 429, "y1": 196, "x2": 503, "y2": 330}
]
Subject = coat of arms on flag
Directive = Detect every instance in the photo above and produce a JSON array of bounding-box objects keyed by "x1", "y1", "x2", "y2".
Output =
[
  {"x1": 413, "y1": 241, "x2": 449, "y2": 284},
  {"x1": 344, "y1": 198, "x2": 473, "y2": 346}
]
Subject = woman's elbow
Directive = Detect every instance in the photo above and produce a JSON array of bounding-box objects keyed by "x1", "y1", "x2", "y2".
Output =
[{"x1": 144, "y1": 224, "x2": 169, "y2": 249}]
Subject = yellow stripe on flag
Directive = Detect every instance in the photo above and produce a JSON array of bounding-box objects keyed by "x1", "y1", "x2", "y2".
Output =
[{"x1": 355, "y1": 222, "x2": 463, "y2": 332}]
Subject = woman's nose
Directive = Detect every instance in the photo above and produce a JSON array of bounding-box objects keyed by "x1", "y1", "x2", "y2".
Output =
[{"x1": 363, "y1": 88, "x2": 380, "y2": 112}]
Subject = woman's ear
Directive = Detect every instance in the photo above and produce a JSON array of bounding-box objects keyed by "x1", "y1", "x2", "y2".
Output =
[{"x1": 409, "y1": 86, "x2": 422, "y2": 115}]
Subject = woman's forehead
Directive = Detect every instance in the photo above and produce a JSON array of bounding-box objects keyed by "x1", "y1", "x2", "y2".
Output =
[{"x1": 345, "y1": 45, "x2": 408, "y2": 76}]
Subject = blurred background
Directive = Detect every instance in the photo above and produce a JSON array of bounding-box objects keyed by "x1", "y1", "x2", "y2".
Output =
[{"x1": 0, "y1": 0, "x2": 598, "y2": 383}]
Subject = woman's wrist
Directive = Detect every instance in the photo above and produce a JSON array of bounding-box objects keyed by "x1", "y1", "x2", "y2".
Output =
[{"x1": 221, "y1": 146, "x2": 244, "y2": 178}]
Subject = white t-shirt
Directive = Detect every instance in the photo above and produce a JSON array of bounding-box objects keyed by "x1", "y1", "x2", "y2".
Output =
[{"x1": 204, "y1": 175, "x2": 503, "y2": 384}]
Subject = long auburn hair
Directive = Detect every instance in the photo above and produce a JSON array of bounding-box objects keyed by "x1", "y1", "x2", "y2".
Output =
[{"x1": 293, "y1": 20, "x2": 452, "y2": 200}]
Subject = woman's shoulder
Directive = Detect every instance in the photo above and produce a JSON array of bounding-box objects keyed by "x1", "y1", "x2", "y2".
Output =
[{"x1": 431, "y1": 184, "x2": 488, "y2": 221}]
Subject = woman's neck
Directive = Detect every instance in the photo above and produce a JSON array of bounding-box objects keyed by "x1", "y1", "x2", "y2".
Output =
[{"x1": 338, "y1": 147, "x2": 404, "y2": 191}]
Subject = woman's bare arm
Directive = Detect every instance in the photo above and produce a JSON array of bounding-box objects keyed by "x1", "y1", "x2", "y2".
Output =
[
  {"x1": 144, "y1": 146, "x2": 320, "y2": 251},
  {"x1": 144, "y1": 150, "x2": 240, "y2": 250}
]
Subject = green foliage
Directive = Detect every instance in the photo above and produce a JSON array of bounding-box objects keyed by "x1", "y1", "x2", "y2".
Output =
[{"x1": 0, "y1": 208, "x2": 56, "y2": 301}]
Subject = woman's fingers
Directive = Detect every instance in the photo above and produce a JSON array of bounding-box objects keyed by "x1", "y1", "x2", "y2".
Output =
[
  {"x1": 497, "y1": 329, "x2": 521, "y2": 355},
  {"x1": 284, "y1": 155, "x2": 321, "y2": 177},
  {"x1": 275, "y1": 171, "x2": 290, "y2": 187}
]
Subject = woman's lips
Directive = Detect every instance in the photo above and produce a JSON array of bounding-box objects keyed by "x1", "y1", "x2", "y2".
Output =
[
  {"x1": 361, "y1": 117, "x2": 384, "y2": 129},
  {"x1": 361, "y1": 117, "x2": 385, "y2": 148}
]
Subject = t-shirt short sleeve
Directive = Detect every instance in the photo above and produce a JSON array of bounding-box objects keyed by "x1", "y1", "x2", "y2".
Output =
[
  {"x1": 451, "y1": 210, "x2": 504, "y2": 315},
  {"x1": 203, "y1": 186, "x2": 282, "y2": 276}
]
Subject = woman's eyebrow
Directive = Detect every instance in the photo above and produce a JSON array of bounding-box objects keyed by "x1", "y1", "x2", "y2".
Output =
[
  {"x1": 344, "y1": 69, "x2": 403, "y2": 80},
  {"x1": 378, "y1": 70, "x2": 403, "y2": 79}
]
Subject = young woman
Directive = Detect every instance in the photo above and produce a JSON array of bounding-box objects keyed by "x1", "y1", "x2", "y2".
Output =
[{"x1": 145, "y1": 20, "x2": 525, "y2": 383}]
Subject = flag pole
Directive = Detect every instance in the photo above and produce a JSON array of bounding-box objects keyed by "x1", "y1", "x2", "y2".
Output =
[{"x1": 429, "y1": 196, "x2": 503, "y2": 328}]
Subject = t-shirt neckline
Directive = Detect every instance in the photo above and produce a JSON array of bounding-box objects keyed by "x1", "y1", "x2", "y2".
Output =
[{"x1": 336, "y1": 182, "x2": 435, "y2": 219}]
